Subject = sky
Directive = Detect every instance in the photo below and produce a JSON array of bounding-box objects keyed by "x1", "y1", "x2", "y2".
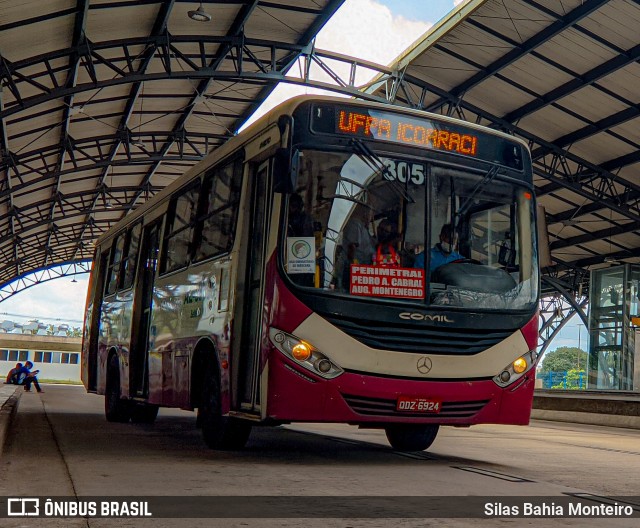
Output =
[{"x1": 0, "y1": 0, "x2": 583, "y2": 352}]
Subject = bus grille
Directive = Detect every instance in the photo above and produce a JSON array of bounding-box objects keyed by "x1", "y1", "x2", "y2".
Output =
[
  {"x1": 324, "y1": 314, "x2": 513, "y2": 354},
  {"x1": 343, "y1": 394, "x2": 489, "y2": 418}
]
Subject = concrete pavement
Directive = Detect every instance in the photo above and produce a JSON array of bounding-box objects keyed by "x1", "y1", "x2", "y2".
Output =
[{"x1": 0, "y1": 384, "x2": 21, "y2": 458}]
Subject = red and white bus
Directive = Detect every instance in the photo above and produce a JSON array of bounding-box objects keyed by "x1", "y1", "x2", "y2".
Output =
[{"x1": 81, "y1": 96, "x2": 539, "y2": 451}]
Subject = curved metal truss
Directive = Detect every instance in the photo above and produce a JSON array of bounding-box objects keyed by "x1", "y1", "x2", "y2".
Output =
[
  {"x1": 0, "y1": 0, "x2": 345, "y2": 291},
  {"x1": 0, "y1": 260, "x2": 91, "y2": 302},
  {"x1": 539, "y1": 276, "x2": 589, "y2": 357}
]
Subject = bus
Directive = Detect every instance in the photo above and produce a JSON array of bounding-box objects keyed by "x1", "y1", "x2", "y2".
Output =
[{"x1": 81, "y1": 95, "x2": 539, "y2": 452}]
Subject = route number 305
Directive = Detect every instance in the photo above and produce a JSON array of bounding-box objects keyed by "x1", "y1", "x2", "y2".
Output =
[{"x1": 382, "y1": 159, "x2": 425, "y2": 185}]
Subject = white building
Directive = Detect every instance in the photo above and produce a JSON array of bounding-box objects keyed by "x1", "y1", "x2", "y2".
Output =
[{"x1": 1, "y1": 333, "x2": 81, "y2": 383}]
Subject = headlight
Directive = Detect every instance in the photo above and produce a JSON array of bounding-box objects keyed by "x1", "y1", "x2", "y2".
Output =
[
  {"x1": 493, "y1": 350, "x2": 537, "y2": 387},
  {"x1": 269, "y1": 328, "x2": 344, "y2": 379}
]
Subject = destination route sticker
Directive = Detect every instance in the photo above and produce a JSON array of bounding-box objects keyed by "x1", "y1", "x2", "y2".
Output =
[{"x1": 350, "y1": 264, "x2": 425, "y2": 299}]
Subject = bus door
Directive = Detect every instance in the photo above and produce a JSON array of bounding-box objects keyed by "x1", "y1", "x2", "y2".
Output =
[
  {"x1": 237, "y1": 160, "x2": 271, "y2": 412},
  {"x1": 129, "y1": 220, "x2": 161, "y2": 399}
]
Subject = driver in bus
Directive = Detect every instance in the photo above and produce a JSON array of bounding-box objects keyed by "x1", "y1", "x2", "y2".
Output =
[{"x1": 414, "y1": 223, "x2": 462, "y2": 273}]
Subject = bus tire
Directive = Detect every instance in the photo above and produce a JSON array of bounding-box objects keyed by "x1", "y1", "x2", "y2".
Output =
[
  {"x1": 130, "y1": 404, "x2": 159, "y2": 424},
  {"x1": 105, "y1": 355, "x2": 131, "y2": 423},
  {"x1": 199, "y1": 361, "x2": 251, "y2": 450},
  {"x1": 385, "y1": 424, "x2": 439, "y2": 451}
]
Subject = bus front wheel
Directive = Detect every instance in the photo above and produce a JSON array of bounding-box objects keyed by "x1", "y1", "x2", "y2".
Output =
[
  {"x1": 385, "y1": 424, "x2": 439, "y2": 451},
  {"x1": 130, "y1": 403, "x2": 159, "y2": 424},
  {"x1": 199, "y1": 361, "x2": 251, "y2": 450},
  {"x1": 105, "y1": 356, "x2": 131, "y2": 423}
]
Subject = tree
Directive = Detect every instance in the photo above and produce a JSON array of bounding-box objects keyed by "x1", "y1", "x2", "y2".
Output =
[{"x1": 540, "y1": 346, "x2": 588, "y2": 373}]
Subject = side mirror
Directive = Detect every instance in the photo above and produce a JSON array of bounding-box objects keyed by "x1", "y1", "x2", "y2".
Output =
[{"x1": 273, "y1": 148, "x2": 299, "y2": 194}]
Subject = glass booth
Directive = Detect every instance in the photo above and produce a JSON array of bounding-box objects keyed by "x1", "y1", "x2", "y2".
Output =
[{"x1": 588, "y1": 265, "x2": 640, "y2": 391}]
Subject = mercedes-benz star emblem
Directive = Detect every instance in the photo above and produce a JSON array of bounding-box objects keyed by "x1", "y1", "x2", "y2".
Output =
[{"x1": 416, "y1": 356, "x2": 432, "y2": 374}]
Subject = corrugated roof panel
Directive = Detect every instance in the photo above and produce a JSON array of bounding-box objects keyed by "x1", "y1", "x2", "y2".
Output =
[
  {"x1": 519, "y1": 105, "x2": 589, "y2": 143},
  {"x1": 536, "y1": 28, "x2": 618, "y2": 76},
  {"x1": 0, "y1": 6, "x2": 73, "y2": 70},
  {"x1": 555, "y1": 85, "x2": 629, "y2": 124},
  {"x1": 617, "y1": 161, "x2": 640, "y2": 185},
  {"x1": 407, "y1": 48, "x2": 480, "y2": 91},
  {"x1": 437, "y1": 21, "x2": 513, "y2": 65},
  {"x1": 464, "y1": 77, "x2": 531, "y2": 116},
  {"x1": 579, "y1": 0, "x2": 640, "y2": 50},
  {"x1": 472, "y1": 0, "x2": 552, "y2": 44},
  {"x1": 244, "y1": 8, "x2": 310, "y2": 41},
  {"x1": 500, "y1": 53, "x2": 576, "y2": 100},
  {"x1": 87, "y1": 4, "x2": 156, "y2": 40},
  {"x1": 609, "y1": 118, "x2": 640, "y2": 149},
  {"x1": 597, "y1": 63, "x2": 640, "y2": 105},
  {"x1": 571, "y1": 134, "x2": 637, "y2": 166}
]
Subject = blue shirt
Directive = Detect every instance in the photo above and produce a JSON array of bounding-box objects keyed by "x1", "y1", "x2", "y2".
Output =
[
  {"x1": 12, "y1": 366, "x2": 29, "y2": 384},
  {"x1": 414, "y1": 244, "x2": 463, "y2": 272}
]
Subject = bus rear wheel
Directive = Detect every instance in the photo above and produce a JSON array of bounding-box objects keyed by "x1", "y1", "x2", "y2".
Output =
[
  {"x1": 199, "y1": 361, "x2": 251, "y2": 450},
  {"x1": 105, "y1": 356, "x2": 131, "y2": 423},
  {"x1": 385, "y1": 424, "x2": 439, "y2": 452}
]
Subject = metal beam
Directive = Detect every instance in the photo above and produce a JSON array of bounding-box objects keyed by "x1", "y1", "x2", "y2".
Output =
[{"x1": 45, "y1": 0, "x2": 90, "y2": 267}]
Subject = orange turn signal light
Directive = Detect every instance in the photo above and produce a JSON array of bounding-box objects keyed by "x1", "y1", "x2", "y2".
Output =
[
  {"x1": 513, "y1": 358, "x2": 527, "y2": 374},
  {"x1": 292, "y1": 342, "x2": 312, "y2": 361}
]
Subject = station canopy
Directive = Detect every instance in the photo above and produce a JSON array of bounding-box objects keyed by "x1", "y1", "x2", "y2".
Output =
[
  {"x1": 372, "y1": 0, "x2": 640, "y2": 294},
  {"x1": 0, "y1": 0, "x2": 342, "y2": 291}
]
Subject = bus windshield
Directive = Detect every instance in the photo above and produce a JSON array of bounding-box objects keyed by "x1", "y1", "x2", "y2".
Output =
[{"x1": 283, "y1": 148, "x2": 538, "y2": 311}]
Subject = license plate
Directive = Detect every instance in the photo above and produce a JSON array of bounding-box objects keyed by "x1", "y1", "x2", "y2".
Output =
[{"x1": 396, "y1": 396, "x2": 441, "y2": 413}]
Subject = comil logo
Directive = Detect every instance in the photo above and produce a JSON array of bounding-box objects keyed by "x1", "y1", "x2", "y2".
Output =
[
  {"x1": 8, "y1": 498, "x2": 40, "y2": 516},
  {"x1": 399, "y1": 312, "x2": 454, "y2": 323}
]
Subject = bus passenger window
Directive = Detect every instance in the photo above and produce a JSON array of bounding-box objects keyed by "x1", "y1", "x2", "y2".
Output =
[
  {"x1": 105, "y1": 233, "x2": 125, "y2": 295},
  {"x1": 162, "y1": 184, "x2": 200, "y2": 273},
  {"x1": 194, "y1": 159, "x2": 243, "y2": 262},
  {"x1": 121, "y1": 222, "x2": 142, "y2": 289}
]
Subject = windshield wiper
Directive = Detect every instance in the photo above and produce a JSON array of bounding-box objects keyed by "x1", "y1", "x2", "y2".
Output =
[
  {"x1": 455, "y1": 165, "x2": 499, "y2": 218},
  {"x1": 349, "y1": 139, "x2": 415, "y2": 204}
]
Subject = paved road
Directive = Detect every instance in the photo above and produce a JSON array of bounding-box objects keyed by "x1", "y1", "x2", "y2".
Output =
[{"x1": 0, "y1": 385, "x2": 638, "y2": 527}]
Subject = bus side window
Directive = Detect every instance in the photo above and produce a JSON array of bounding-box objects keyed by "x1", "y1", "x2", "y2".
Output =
[
  {"x1": 121, "y1": 222, "x2": 142, "y2": 290},
  {"x1": 105, "y1": 234, "x2": 125, "y2": 295},
  {"x1": 194, "y1": 158, "x2": 243, "y2": 262},
  {"x1": 161, "y1": 182, "x2": 201, "y2": 274}
]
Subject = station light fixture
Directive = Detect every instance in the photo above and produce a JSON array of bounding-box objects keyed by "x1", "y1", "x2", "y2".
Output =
[{"x1": 188, "y1": 2, "x2": 212, "y2": 22}]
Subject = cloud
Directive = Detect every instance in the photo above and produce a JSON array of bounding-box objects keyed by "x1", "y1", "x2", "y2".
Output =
[
  {"x1": 242, "y1": 0, "x2": 431, "y2": 127},
  {"x1": 0, "y1": 276, "x2": 88, "y2": 325},
  {"x1": 454, "y1": 0, "x2": 466, "y2": 6}
]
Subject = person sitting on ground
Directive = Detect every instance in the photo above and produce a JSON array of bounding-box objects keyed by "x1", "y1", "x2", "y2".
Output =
[
  {"x1": 414, "y1": 223, "x2": 463, "y2": 273},
  {"x1": 5, "y1": 362, "x2": 25, "y2": 385},
  {"x1": 22, "y1": 361, "x2": 43, "y2": 393}
]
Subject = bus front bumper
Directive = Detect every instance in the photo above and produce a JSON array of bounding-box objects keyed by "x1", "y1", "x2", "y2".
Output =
[{"x1": 266, "y1": 354, "x2": 535, "y2": 426}]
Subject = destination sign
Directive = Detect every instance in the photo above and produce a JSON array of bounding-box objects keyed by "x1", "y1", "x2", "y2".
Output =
[
  {"x1": 308, "y1": 103, "x2": 525, "y2": 171},
  {"x1": 337, "y1": 109, "x2": 478, "y2": 157}
]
